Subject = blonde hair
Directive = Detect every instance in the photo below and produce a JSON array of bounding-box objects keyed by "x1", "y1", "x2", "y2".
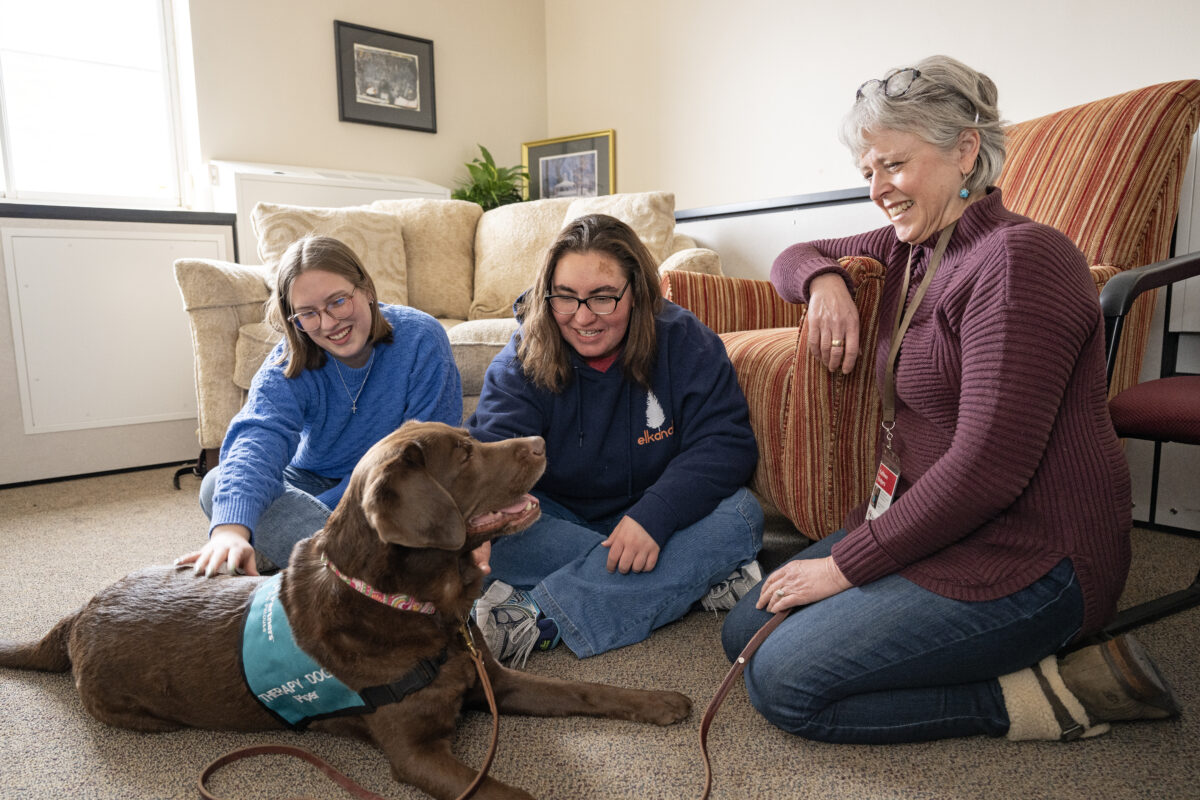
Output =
[
  {"x1": 841, "y1": 54, "x2": 1007, "y2": 197},
  {"x1": 267, "y1": 236, "x2": 393, "y2": 378},
  {"x1": 515, "y1": 214, "x2": 663, "y2": 392}
]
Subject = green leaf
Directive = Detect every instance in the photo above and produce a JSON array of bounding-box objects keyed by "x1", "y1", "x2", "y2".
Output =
[{"x1": 453, "y1": 144, "x2": 527, "y2": 210}]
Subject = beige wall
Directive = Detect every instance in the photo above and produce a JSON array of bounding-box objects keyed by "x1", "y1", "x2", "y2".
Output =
[
  {"x1": 186, "y1": 0, "x2": 1200, "y2": 213},
  {"x1": 545, "y1": 0, "x2": 1200, "y2": 211},
  {"x1": 187, "y1": 0, "x2": 547, "y2": 199}
]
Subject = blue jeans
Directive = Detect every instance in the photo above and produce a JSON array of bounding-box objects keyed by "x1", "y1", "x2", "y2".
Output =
[
  {"x1": 720, "y1": 530, "x2": 1083, "y2": 743},
  {"x1": 199, "y1": 464, "x2": 337, "y2": 567},
  {"x1": 488, "y1": 487, "x2": 763, "y2": 658}
]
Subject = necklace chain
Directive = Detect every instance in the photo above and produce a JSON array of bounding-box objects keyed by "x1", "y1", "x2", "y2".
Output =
[{"x1": 333, "y1": 348, "x2": 375, "y2": 414}]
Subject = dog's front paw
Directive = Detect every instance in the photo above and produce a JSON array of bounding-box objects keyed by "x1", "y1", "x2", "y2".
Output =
[{"x1": 643, "y1": 690, "x2": 692, "y2": 725}]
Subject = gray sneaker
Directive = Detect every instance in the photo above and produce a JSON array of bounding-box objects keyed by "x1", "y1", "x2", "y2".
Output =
[
  {"x1": 472, "y1": 580, "x2": 560, "y2": 668},
  {"x1": 700, "y1": 560, "x2": 764, "y2": 611}
]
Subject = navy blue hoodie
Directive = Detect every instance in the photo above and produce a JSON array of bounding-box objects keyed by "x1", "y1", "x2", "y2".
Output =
[{"x1": 468, "y1": 300, "x2": 757, "y2": 546}]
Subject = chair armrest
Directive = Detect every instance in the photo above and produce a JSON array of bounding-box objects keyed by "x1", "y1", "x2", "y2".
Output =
[
  {"x1": 1100, "y1": 251, "x2": 1200, "y2": 318},
  {"x1": 715, "y1": 255, "x2": 887, "y2": 539},
  {"x1": 1099, "y1": 251, "x2": 1200, "y2": 384},
  {"x1": 662, "y1": 270, "x2": 805, "y2": 334},
  {"x1": 173, "y1": 258, "x2": 272, "y2": 449}
]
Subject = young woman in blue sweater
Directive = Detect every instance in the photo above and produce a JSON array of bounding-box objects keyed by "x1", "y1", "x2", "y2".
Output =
[
  {"x1": 468, "y1": 214, "x2": 764, "y2": 665},
  {"x1": 177, "y1": 235, "x2": 462, "y2": 577}
]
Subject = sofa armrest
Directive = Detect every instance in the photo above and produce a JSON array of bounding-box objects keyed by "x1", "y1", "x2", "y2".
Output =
[
  {"x1": 719, "y1": 255, "x2": 887, "y2": 539},
  {"x1": 660, "y1": 246, "x2": 723, "y2": 277},
  {"x1": 662, "y1": 270, "x2": 805, "y2": 334},
  {"x1": 173, "y1": 258, "x2": 272, "y2": 450}
]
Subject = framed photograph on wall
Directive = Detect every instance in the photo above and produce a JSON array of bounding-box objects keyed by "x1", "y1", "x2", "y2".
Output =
[
  {"x1": 334, "y1": 21, "x2": 436, "y2": 133},
  {"x1": 522, "y1": 130, "x2": 615, "y2": 200}
]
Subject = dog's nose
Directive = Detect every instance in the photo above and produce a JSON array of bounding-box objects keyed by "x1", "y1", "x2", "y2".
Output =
[{"x1": 523, "y1": 436, "x2": 545, "y2": 458}]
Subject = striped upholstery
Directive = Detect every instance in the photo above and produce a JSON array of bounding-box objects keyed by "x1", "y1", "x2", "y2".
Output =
[
  {"x1": 685, "y1": 257, "x2": 886, "y2": 538},
  {"x1": 999, "y1": 80, "x2": 1200, "y2": 395},
  {"x1": 661, "y1": 270, "x2": 804, "y2": 333},
  {"x1": 671, "y1": 81, "x2": 1200, "y2": 541}
]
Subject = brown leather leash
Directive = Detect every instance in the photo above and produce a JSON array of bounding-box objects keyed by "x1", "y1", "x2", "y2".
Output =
[
  {"x1": 698, "y1": 610, "x2": 791, "y2": 800},
  {"x1": 198, "y1": 624, "x2": 498, "y2": 800}
]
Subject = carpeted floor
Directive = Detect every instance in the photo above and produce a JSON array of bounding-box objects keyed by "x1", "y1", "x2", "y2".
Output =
[{"x1": 1, "y1": 465, "x2": 1197, "y2": 800}]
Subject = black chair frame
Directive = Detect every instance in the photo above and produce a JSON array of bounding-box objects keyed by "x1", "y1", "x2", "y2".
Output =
[{"x1": 1098, "y1": 250, "x2": 1200, "y2": 636}]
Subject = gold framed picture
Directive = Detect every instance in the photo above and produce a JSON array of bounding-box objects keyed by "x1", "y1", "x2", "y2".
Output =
[{"x1": 522, "y1": 130, "x2": 615, "y2": 200}]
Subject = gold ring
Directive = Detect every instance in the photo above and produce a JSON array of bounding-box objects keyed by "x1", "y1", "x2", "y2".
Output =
[
  {"x1": 774, "y1": 589, "x2": 786, "y2": 598},
  {"x1": 831, "y1": 339, "x2": 844, "y2": 348}
]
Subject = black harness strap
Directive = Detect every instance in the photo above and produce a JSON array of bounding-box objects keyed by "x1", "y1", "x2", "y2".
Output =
[{"x1": 359, "y1": 650, "x2": 448, "y2": 709}]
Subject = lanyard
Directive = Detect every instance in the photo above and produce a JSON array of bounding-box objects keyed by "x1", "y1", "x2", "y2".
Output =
[{"x1": 881, "y1": 221, "x2": 957, "y2": 441}]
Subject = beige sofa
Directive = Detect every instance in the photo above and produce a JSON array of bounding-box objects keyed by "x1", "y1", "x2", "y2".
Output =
[{"x1": 173, "y1": 191, "x2": 722, "y2": 459}]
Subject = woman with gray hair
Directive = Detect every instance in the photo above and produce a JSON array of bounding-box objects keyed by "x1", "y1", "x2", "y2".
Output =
[{"x1": 722, "y1": 55, "x2": 1180, "y2": 743}]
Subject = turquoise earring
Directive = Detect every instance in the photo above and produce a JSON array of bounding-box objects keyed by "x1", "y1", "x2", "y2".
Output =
[{"x1": 959, "y1": 187, "x2": 970, "y2": 199}]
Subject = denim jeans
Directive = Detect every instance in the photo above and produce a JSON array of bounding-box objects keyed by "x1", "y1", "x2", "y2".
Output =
[
  {"x1": 720, "y1": 529, "x2": 1083, "y2": 743},
  {"x1": 199, "y1": 464, "x2": 337, "y2": 567},
  {"x1": 487, "y1": 487, "x2": 763, "y2": 658}
]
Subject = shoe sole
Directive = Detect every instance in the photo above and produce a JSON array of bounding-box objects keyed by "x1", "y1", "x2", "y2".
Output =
[{"x1": 1102, "y1": 636, "x2": 1182, "y2": 718}]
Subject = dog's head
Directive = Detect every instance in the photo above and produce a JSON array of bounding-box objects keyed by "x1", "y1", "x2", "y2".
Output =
[{"x1": 351, "y1": 421, "x2": 545, "y2": 551}]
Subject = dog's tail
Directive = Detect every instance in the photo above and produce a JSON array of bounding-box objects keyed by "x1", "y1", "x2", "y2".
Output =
[{"x1": 0, "y1": 611, "x2": 78, "y2": 672}]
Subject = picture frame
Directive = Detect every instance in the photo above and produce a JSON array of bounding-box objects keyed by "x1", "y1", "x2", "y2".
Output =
[
  {"x1": 522, "y1": 130, "x2": 615, "y2": 200},
  {"x1": 334, "y1": 21, "x2": 436, "y2": 133}
]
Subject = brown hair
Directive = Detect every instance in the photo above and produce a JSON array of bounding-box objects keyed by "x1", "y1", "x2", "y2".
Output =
[
  {"x1": 516, "y1": 214, "x2": 663, "y2": 392},
  {"x1": 266, "y1": 236, "x2": 393, "y2": 378}
]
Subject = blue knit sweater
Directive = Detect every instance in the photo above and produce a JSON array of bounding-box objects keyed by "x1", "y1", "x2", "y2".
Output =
[{"x1": 210, "y1": 304, "x2": 462, "y2": 538}]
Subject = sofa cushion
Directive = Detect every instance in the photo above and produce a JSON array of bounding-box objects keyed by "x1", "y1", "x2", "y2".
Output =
[
  {"x1": 251, "y1": 202, "x2": 409, "y2": 306},
  {"x1": 564, "y1": 191, "x2": 677, "y2": 263},
  {"x1": 470, "y1": 197, "x2": 574, "y2": 320},
  {"x1": 447, "y1": 318, "x2": 519, "y2": 396},
  {"x1": 369, "y1": 199, "x2": 481, "y2": 320}
]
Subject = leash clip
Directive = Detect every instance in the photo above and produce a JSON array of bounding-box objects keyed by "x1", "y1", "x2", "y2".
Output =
[{"x1": 459, "y1": 620, "x2": 480, "y2": 657}]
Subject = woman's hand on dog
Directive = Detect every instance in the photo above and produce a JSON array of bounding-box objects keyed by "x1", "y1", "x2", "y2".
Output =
[
  {"x1": 175, "y1": 525, "x2": 260, "y2": 578},
  {"x1": 603, "y1": 516, "x2": 660, "y2": 574}
]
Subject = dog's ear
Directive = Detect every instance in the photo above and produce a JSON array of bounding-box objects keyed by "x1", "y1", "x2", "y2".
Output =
[{"x1": 360, "y1": 440, "x2": 467, "y2": 550}]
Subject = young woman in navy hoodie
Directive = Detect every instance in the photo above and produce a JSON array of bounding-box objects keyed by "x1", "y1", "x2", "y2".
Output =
[{"x1": 468, "y1": 213, "x2": 764, "y2": 664}]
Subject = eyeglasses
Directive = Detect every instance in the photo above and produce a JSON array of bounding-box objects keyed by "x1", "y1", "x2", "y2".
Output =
[
  {"x1": 856, "y1": 67, "x2": 921, "y2": 102},
  {"x1": 288, "y1": 289, "x2": 357, "y2": 332},
  {"x1": 545, "y1": 282, "x2": 629, "y2": 315}
]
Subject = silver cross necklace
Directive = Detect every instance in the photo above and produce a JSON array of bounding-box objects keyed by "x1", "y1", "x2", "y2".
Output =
[{"x1": 333, "y1": 348, "x2": 375, "y2": 414}]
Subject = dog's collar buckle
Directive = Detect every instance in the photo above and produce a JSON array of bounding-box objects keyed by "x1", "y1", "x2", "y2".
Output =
[{"x1": 321, "y1": 554, "x2": 438, "y2": 615}]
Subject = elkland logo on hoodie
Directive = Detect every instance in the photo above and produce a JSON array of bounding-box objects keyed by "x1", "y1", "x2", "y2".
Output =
[{"x1": 638, "y1": 390, "x2": 674, "y2": 445}]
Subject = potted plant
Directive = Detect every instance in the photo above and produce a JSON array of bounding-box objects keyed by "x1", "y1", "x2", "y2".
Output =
[{"x1": 451, "y1": 145, "x2": 528, "y2": 210}]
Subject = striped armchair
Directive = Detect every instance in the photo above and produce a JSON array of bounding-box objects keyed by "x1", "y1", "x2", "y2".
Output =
[{"x1": 664, "y1": 79, "x2": 1200, "y2": 541}]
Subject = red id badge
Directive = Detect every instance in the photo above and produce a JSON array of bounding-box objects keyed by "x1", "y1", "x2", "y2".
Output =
[{"x1": 864, "y1": 447, "x2": 901, "y2": 521}]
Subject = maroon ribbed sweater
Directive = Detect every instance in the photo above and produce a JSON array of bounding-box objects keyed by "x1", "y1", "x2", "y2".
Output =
[{"x1": 771, "y1": 190, "x2": 1131, "y2": 635}]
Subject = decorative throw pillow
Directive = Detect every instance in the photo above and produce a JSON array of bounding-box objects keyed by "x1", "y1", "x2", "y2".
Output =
[
  {"x1": 470, "y1": 197, "x2": 575, "y2": 320},
  {"x1": 251, "y1": 203, "x2": 408, "y2": 306},
  {"x1": 369, "y1": 199, "x2": 481, "y2": 320},
  {"x1": 564, "y1": 191, "x2": 677, "y2": 263}
]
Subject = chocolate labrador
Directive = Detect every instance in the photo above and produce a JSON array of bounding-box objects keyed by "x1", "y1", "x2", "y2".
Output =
[{"x1": 0, "y1": 421, "x2": 692, "y2": 800}]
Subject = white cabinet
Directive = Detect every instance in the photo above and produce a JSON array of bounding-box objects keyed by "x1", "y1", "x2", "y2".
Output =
[{"x1": 0, "y1": 209, "x2": 235, "y2": 484}]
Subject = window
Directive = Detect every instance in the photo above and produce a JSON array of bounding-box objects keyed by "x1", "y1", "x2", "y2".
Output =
[{"x1": 0, "y1": 0, "x2": 185, "y2": 208}]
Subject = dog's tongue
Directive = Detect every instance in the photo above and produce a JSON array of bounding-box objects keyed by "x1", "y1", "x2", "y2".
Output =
[
  {"x1": 495, "y1": 494, "x2": 537, "y2": 516},
  {"x1": 467, "y1": 493, "x2": 539, "y2": 532}
]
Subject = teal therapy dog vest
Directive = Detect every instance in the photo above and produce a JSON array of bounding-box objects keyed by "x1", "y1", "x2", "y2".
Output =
[{"x1": 241, "y1": 573, "x2": 445, "y2": 729}]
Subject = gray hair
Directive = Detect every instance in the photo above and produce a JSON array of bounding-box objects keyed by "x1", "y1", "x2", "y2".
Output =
[{"x1": 840, "y1": 55, "x2": 1006, "y2": 197}]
